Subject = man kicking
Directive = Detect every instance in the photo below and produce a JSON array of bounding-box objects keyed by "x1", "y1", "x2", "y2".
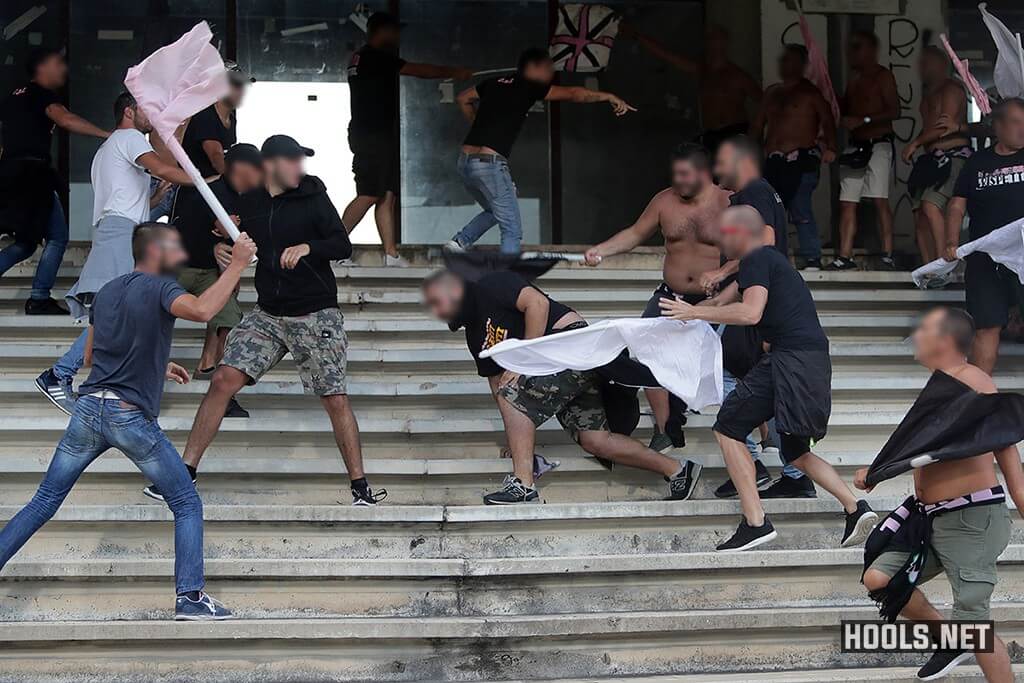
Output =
[
  {"x1": 661, "y1": 205, "x2": 876, "y2": 551},
  {"x1": 857, "y1": 307, "x2": 1023, "y2": 682},
  {"x1": 422, "y1": 268, "x2": 702, "y2": 504},
  {"x1": 0, "y1": 223, "x2": 256, "y2": 620},
  {"x1": 145, "y1": 134, "x2": 382, "y2": 506},
  {"x1": 584, "y1": 143, "x2": 727, "y2": 451}
]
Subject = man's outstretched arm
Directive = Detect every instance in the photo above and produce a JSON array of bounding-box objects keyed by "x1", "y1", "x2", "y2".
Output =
[
  {"x1": 170, "y1": 233, "x2": 256, "y2": 323},
  {"x1": 545, "y1": 85, "x2": 636, "y2": 116},
  {"x1": 584, "y1": 196, "x2": 661, "y2": 265},
  {"x1": 45, "y1": 103, "x2": 109, "y2": 139},
  {"x1": 401, "y1": 62, "x2": 474, "y2": 81},
  {"x1": 660, "y1": 284, "x2": 767, "y2": 326}
]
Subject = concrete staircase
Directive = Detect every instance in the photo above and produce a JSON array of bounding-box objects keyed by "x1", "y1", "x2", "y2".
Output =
[{"x1": 0, "y1": 245, "x2": 1021, "y2": 682}]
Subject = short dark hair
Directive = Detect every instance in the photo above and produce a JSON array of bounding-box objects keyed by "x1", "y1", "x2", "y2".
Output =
[
  {"x1": 935, "y1": 306, "x2": 976, "y2": 355},
  {"x1": 784, "y1": 43, "x2": 809, "y2": 65},
  {"x1": 25, "y1": 47, "x2": 63, "y2": 77},
  {"x1": 992, "y1": 97, "x2": 1024, "y2": 125},
  {"x1": 422, "y1": 269, "x2": 461, "y2": 291},
  {"x1": 721, "y1": 134, "x2": 763, "y2": 169},
  {"x1": 670, "y1": 142, "x2": 710, "y2": 171},
  {"x1": 366, "y1": 11, "x2": 401, "y2": 37},
  {"x1": 132, "y1": 222, "x2": 175, "y2": 263},
  {"x1": 850, "y1": 30, "x2": 879, "y2": 49},
  {"x1": 517, "y1": 48, "x2": 552, "y2": 75},
  {"x1": 113, "y1": 91, "x2": 136, "y2": 125}
]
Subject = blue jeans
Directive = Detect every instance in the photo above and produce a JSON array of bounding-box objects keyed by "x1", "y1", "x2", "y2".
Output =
[
  {"x1": 453, "y1": 153, "x2": 523, "y2": 254},
  {"x1": 53, "y1": 328, "x2": 89, "y2": 382},
  {"x1": 789, "y1": 171, "x2": 821, "y2": 261},
  {"x1": 0, "y1": 192, "x2": 68, "y2": 299},
  {"x1": 148, "y1": 178, "x2": 177, "y2": 222},
  {"x1": 0, "y1": 395, "x2": 204, "y2": 595},
  {"x1": 721, "y1": 369, "x2": 803, "y2": 480}
]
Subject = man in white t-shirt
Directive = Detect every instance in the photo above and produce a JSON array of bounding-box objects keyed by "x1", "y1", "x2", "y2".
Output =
[{"x1": 36, "y1": 92, "x2": 193, "y2": 415}]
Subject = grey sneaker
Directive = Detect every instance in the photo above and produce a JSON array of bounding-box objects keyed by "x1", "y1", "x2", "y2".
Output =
[
  {"x1": 483, "y1": 474, "x2": 539, "y2": 505},
  {"x1": 648, "y1": 430, "x2": 675, "y2": 454}
]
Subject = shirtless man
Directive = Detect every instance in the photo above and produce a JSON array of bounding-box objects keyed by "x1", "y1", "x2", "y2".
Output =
[
  {"x1": 584, "y1": 143, "x2": 728, "y2": 451},
  {"x1": 902, "y1": 46, "x2": 971, "y2": 266},
  {"x1": 857, "y1": 307, "x2": 1023, "y2": 682},
  {"x1": 622, "y1": 24, "x2": 761, "y2": 159},
  {"x1": 752, "y1": 44, "x2": 837, "y2": 269},
  {"x1": 830, "y1": 31, "x2": 900, "y2": 271}
]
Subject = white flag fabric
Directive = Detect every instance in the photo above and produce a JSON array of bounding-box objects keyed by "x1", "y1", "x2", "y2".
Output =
[
  {"x1": 912, "y1": 217, "x2": 1024, "y2": 288},
  {"x1": 979, "y1": 3, "x2": 1024, "y2": 99},
  {"x1": 479, "y1": 318, "x2": 724, "y2": 411}
]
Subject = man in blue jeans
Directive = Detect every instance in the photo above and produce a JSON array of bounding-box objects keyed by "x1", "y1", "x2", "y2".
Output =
[
  {"x1": 0, "y1": 192, "x2": 68, "y2": 305},
  {"x1": 449, "y1": 48, "x2": 635, "y2": 253},
  {"x1": 0, "y1": 222, "x2": 256, "y2": 619}
]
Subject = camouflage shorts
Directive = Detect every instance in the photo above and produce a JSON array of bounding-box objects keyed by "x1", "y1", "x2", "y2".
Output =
[
  {"x1": 499, "y1": 369, "x2": 608, "y2": 439},
  {"x1": 221, "y1": 306, "x2": 348, "y2": 396}
]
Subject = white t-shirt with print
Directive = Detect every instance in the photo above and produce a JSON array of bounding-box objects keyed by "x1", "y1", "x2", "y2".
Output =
[{"x1": 90, "y1": 128, "x2": 154, "y2": 225}]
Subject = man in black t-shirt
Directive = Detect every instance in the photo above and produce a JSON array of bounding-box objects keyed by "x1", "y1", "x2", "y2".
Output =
[
  {"x1": 343, "y1": 12, "x2": 473, "y2": 267},
  {"x1": 171, "y1": 144, "x2": 263, "y2": 418},
  {"x1": 661, "y1": 205, "x2": 876, "y2": 552},
  {"x1": 448, "y1": 48, "x2": 635, "y2": 254},
  {"x1": 422, "y1": 269, "x2": 701, "y2": 505},
  {"x1": 945, "y1": 98, "x2": 1024, "y2": 374},
  {"x1": 0, "y1": 48, "x2": 110, "y2": 315}
]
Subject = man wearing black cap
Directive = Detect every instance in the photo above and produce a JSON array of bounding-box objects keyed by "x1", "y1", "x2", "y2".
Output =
[
  {"x1": 171, "y1": 143, "x2": 264, "y2": 421},
  {"x1": 148, "y1": 135, "x2": 383, "y2": 506},
  {"x1": 0, "y1": 47, "x2": 110, "y2": 315},
  {"x1": 343, "y1": 11, "x2": 473, "y2": 267}
]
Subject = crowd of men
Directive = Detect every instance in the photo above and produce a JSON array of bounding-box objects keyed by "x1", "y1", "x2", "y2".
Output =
[{"x1": 0, "y1": 13, "x2": 1023, "y2": 681}]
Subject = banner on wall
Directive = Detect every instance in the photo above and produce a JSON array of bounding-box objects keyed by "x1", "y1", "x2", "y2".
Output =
[{"x1": 549, "y1": 4, "x2": 620, "y2": 72}]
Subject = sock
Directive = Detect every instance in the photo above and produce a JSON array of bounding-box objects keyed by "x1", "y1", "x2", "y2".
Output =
[
  {"x1": 668, "y1": 462, "x2": 685, "y2": 480},
  {"x1": 351, "y1": 477, "x2": 369, "y2": 493},
  {"x1": 186, "y1": 464, "x2": 197, "y2": 480},
  {"x1": 178, "y1": 590, "x2": 202, "y2": 601}
]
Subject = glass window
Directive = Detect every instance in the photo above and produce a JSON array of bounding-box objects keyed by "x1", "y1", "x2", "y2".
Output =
[{"x1": 398, "y1": 0, "x2": 551, "y2": 246}]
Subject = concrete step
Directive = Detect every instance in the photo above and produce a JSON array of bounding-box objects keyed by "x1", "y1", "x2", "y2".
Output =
[
  {"x1": 0, "y1": 606, "x2": 1020, "y2": 682},
  {"x1": 3, "y1": 546, "x2": 1024, "y2": 621},
  {"x1": 539, "y1": 668, "x2": 1018, "y2": 683}
]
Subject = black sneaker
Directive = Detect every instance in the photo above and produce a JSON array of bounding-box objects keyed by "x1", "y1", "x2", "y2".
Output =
[
  {"x1": 224, "y1": 397, "x2": 249, "y2": 418},
  {"x1": 666, "y1": 460, "x2": 702, "y2": 500},
  {"x1": 825, "y1": 256, "x2": 857, "y2": 271},
  {"x1": 802, "y1": 257, "x2": 822, "y2": 271},
  {"x1": 840, "y1": 499, "x2": 879, "y2": 548},
  {"x1": 917, "y1": 650, "x2": 972, "y2": 681},
  {"x1": 483, "y1": 475, "x2": 539, "y2": 505},
  {"x1": 34, "y1": 369, "x2": 76, "y2": 416},
  {"x1": 351, "y1": 484, "x2": 387, "y2": 506},
  {"x1": 716, "y1": 516, "x2": 778, "y2": 552},
  {"x1": 713, "y1": 460, "x2": 772, "y2": 498},
  {"x1": 648, "y1": 430, "x2": 674, "y2": 454},
  {"x1": 25, "y1": 297, "x2": 68, "y2": 315},
  {"x1": 143, "y1": 474, "x2": 198, "y2": 502},
  {"x1": 760, "y1": 474, "x2": 818, "y2": 499},
  {"x1": 879, "y1": 253, "x2": 898, "y2": 271}
]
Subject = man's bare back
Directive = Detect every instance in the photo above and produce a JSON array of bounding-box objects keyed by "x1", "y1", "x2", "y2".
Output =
[
  {"x1": 655, "y1": 185, "x2": 729, "y2": 294},
  {"x1": 919, "y1": 78, "x2": 969, "y2": 152},
  {"x1": 844, "y1": 64, "x2": 897, "y2": 140},
  {"x1": 760, "y1": 79, "x2": 831, "y2": 153},
  {"x1": 915, "y1": 363, "x2": 1000, "y2": 503}
]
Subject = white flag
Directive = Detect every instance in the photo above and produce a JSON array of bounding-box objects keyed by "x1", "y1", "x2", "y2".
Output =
[
  {"x1": 979, "y1": 3, "x2": 1024, "y2": 99},
  {"x1": 912, "y1": 217, "x2": 1024, "y2": 288}
]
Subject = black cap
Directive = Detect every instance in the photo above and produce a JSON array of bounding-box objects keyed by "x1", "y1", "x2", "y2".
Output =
[
  {"x1": 224, "y1": 143, "x2": 262, "y2": 168},
  {"x1": 225, "y1": 60, "x2": 256, "y2": 85},
  {"x1": 261, "y1": 134, "x2": 314, "y2": 159},
  {"x1": 367, "y1": 11, "x2": 403, "y2": 35}
]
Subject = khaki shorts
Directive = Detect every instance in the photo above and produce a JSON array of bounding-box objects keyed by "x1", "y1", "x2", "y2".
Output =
[
  {"x1": 911, "y1": 156, "x2": 966, "y2": 212},
  {"x1": 867, "y1": 504, "x2": 1011, "y2": 621},
  {"x1": 221, "y1": 305, "x2": 348, "y2": 396},
  {"x1": 839, "y1": 141, "x2": 893, "y2": 202},
  {"x1": 177, "y1": 267, "x2": 242, "y2": 331},
  {"x1": 499, "y1": 369, "x2": 608, "y2": 441}
]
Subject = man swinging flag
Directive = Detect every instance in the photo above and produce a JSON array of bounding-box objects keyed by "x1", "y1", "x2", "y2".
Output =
[
  {"x1": 550, "y1": 4, "x2": 620, "y2": 72},
  {"x1": 124, "y1": 22, "x2": 242, "y2": 246}
]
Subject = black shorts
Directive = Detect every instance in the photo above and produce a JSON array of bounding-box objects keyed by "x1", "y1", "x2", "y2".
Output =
[
  {"x1": 349, "y1": 128, "x2": 398, "y2": 197},
  {"x1": 713, "y1": 348, "x2": 832, "y2": 463},
  {"x1": 964, "y1": 251, "x2": 1024, "y2": 330},
  {"x1": 642, "y1": 282, "x2": 704, "y2": 318}
]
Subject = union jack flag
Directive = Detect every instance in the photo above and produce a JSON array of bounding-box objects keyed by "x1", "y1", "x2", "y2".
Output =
[{"x1": 549, "y1": 4, "x2": 620, "y2": 73}]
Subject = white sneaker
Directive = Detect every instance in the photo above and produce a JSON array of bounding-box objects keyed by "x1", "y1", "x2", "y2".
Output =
[
  {"x1": 442, "y1": 239, "x2": 465, "y2": 253},
  {"x1": 384, "y1": 254, "x2": 410, "y2": 268}
]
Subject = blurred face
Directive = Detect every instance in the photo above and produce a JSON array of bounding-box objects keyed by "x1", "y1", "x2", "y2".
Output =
[
  {"x1": 265, "y1": 156, "x2": 304, "y2": 190},
  {"x1": 423, "y1": 278, "x2": 464, "y2": 323},
  {"x1": 522, "y1": 59, "x2": 556, "y2": 85},
  {"x1": 995, "y1": 103, "x2": 1024, "y2": 149},
  {"x1": 127, "y1": 105, "x2": 152, "y2": 134},
  {"x1": 152, "y1": 230, "x2": 188, "y2": 276},
  {"x1": 778, "y1": 50, "x2": 804, "y2": 81},
  {"x1": 225, "y1": 82, "x2": 246, "y2": 108},
  {"x1": 847, "y1": 35, "x2": 876, "y2": 68},
  {"x1": 718, "y1": 218, "x2": 753, "y2": 261},
  {"x1": 713, "y1": 143, "x2": 740, "y2": 191},
  {"x1": 371, "y1": 25, "x2": 401, "y2": 51},
  {"x1": 706, "y1": 27, "x2": 728, "y2": 62},
  {"x1": 918, "y1": 52, "x2": 946, "y2": 86},
  {"x1": 227, "y1": 162, "x2": 264, "y2": 193},
  {"x1": 912, "y1": 309, "x2": 953, "y2": 365},
  {"x1": 34, "y1": 54, "x2": 67, "y2": 89},
  {"x1": 671, "y1": 159, "x2": 706, "y2": 199}
]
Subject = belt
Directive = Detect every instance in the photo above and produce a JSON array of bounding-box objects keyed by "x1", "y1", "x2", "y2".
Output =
[
  {"x1": 465, "y1": 152, "x2": 507, "y2": 164},
  {"x1": 87, "y1": 390, "x2": 122, "y2": 400}
]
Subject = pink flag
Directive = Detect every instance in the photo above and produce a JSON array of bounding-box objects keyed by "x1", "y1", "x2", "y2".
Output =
[
  {"x1": 124, "y1": 22, "x2": 243, "y2": 244},
  {"x1": 941, "y1": 34, "x2": 993, "y2": 115},
  {"x1": 798, "y1": 13, "x2": 840, "y2": 122}
]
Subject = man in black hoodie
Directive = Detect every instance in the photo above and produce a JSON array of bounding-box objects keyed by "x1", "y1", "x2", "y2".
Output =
[{"x1": 151, "y1": 135, "x2": 383, "y2": 506}]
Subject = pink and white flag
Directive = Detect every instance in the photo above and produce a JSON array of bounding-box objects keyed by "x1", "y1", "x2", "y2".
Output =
[
  {"x1": 124, "y1": 22, "x2": 242, "y2": 243},
  {"x1": 798, "y1": 13, "x2": 839, "y2": 121},
  {"x1": 941, "y1": 34, "x2": 992, "y2": 115}
]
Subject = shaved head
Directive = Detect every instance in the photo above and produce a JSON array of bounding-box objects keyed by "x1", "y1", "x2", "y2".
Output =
[
  {"x1": 718, "y1": 205, "x2": 766, "y2": 259},
  {"x1": 721, "y1": 205, "x2": 765, "y2": 235}
]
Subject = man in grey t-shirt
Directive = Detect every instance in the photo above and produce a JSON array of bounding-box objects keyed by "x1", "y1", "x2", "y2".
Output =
[{"x1": 0, "y1": 223, "x2": 256, "y2": 620}]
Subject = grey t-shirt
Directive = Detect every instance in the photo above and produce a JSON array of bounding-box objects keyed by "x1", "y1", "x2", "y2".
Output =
[{"x1": 79, "y1": 272, "x2": 187, "y2": 418}]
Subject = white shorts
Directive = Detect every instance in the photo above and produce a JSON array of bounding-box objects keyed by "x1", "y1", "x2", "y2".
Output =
[{"x1": 839, "y1": 141, "x2": 893, "y2": 202}]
